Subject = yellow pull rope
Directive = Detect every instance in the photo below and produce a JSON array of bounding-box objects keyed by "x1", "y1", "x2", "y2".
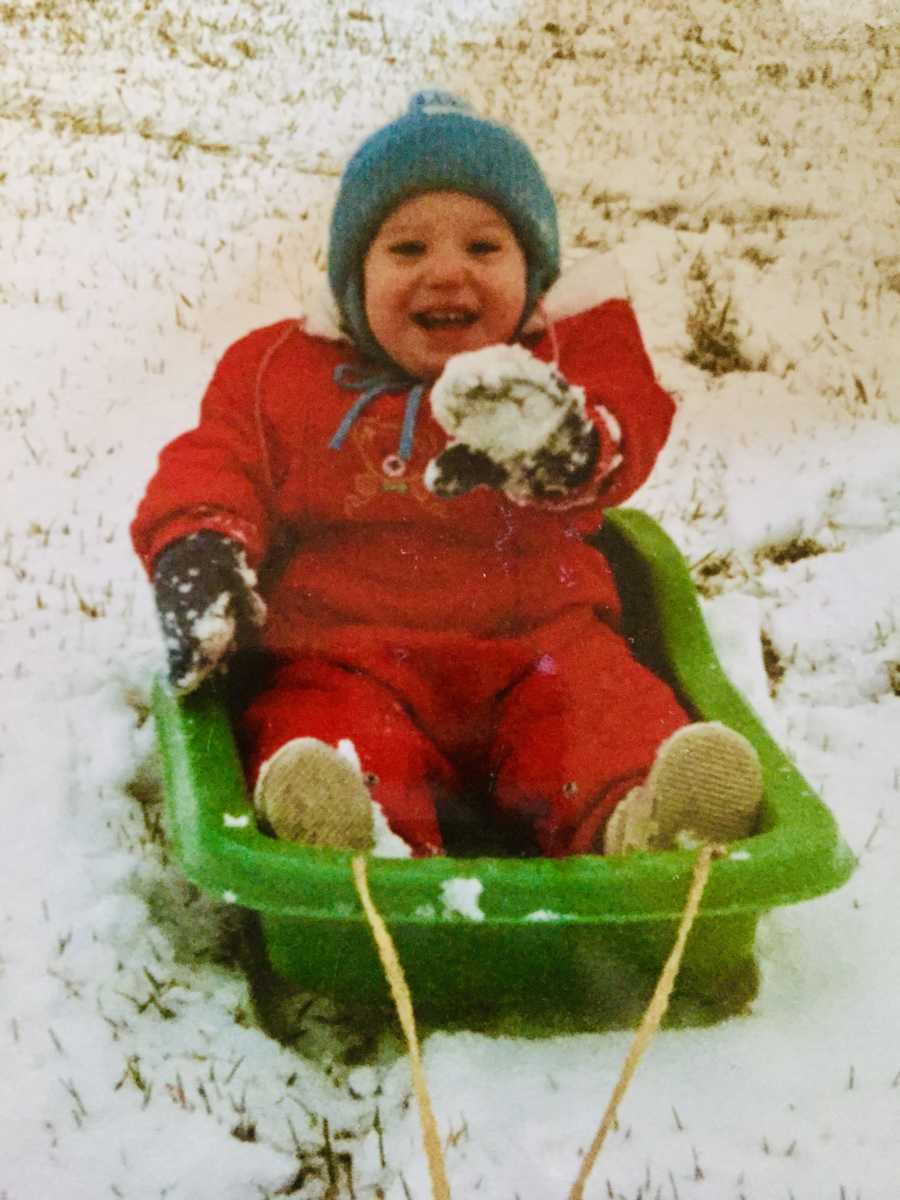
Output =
[
  {"x1": 568, "y1": 844, "x2": 721, "y2": 1200},
  {"x1": 352, "y1": 855, "x2": 452, "y2": 1200},
  {"x1": 354, "y1": 845, "x2": 719, "y2": 1200}
]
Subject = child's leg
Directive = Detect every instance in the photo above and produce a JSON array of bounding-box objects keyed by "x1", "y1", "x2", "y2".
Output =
[
  {"x1": 488, "y1": 618, "x2": 691, "y2": 856},
  {"x1": 241, "y1": 659, "x2": 455, "y2": 855}
]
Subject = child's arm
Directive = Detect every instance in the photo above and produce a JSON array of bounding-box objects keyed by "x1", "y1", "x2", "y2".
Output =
[
  {"x1": 132, "y1": 324, "x2": 288, "y2": 571},
  {"x1": 550, "y1": 299, "x2": 676, "y2": 510},
  {"x1": 423, "y1": 301, "x2": 673, "y2": 512},
  {"x1": 132, "y1": 324, "x2": 290, "y2": 689}
]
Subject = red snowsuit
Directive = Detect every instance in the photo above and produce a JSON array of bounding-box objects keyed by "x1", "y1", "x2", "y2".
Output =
[{"x1": 132, "y1": 298, "x2": 689, "y2": 855}]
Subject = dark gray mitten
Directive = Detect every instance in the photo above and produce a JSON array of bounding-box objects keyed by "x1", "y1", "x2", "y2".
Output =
[
  {"x1": 424, "y1": 345, "x2": 599, "y2": 504},
  {"x1": 152, "y1": 531, "x2": 266, "y2": 693}
]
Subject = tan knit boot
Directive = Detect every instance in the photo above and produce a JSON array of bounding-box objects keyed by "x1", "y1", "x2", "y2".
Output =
[
  {"x1": 603, "y1": 722, "x2": 763, "y2": 855},
  {"x1": 254, "y1": 737, "x2": 375, "y2": 850},
  {"x1": 602, "y1": 782, "x2": 658, "y2": 856}
]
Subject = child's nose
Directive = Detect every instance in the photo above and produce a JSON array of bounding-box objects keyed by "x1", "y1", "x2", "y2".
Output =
[{"x1": 424, "y1": 247, "x2": 468, "y2": 286}]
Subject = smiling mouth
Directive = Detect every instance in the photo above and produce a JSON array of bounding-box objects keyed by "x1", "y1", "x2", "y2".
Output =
[{"x1": 411, "y1": 309, "x2": 479, "y2": 331}]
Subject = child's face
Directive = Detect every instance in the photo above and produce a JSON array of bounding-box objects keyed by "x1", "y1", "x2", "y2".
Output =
[{"x1": 363, "y1": 191, "x2": 528, "y2": 380}]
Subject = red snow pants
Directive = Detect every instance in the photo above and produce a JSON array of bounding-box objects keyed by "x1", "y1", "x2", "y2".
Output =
[{"x1": 241, "y1": 608, "x2": 690, "y2": 857}]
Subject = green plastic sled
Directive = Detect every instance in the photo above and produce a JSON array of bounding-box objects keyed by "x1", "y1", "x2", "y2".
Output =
[{"x1": 151, "y1": 508, "x2": 855, "y2": 1031}]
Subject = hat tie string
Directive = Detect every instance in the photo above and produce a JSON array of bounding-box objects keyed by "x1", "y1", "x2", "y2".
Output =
[{"x1": 330, "y1": 363, "x2": 426, "y2": 471}]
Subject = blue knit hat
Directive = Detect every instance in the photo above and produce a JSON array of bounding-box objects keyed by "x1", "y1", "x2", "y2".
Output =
[{"x1": 328, "y1": 91, "x2": 560, "y2": 371}]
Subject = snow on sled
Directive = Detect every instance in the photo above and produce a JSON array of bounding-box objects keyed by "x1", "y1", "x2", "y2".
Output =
[{"x1": 152, "y1": 508, "x2": 855, "y2": 1031}]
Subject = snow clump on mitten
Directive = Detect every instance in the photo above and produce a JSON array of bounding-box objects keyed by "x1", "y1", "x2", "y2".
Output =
[{"x1": 424, "y1": 344, "x2": 599, "y2": 504}]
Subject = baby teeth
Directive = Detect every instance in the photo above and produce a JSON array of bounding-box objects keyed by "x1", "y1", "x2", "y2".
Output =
[{"x1": 416, "y1": 310, "x2": 475, "y2": 328}]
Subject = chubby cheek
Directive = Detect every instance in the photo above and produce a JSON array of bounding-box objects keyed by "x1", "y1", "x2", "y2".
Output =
[
  {"x1": 363, "y1": 273, "x2": 410, "y2": 353},
  {"x1": 492, "y1": 294, "x2": 526, "y2": 343}
]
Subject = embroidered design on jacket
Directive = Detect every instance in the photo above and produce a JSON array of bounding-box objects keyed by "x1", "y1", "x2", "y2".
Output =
[{"x1": 343, "y1": 416, "x2": 450, "y2": 517}]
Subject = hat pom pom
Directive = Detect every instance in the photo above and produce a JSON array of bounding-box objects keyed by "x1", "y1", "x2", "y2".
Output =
[{"x1": 408, "y1": 90, "x2": 475, "y2": 117}]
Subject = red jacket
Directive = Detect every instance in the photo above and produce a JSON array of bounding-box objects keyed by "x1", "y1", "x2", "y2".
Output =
[{"x1": 132, "y1": 299, "x2": 675, "y2": 651}]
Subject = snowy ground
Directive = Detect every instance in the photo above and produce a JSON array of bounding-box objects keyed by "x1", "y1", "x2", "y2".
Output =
[{"x1": 2, "y1": 1, "x2": 899, "y2": 1197}]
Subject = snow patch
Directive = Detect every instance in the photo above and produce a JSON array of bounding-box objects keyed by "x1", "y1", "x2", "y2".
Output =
[
  {"x1": 175, "y1": 591, "x2": 233, "y2": 690},
  {"x1": 440, "y1": 878, "x2": 485, "y2": 922},
  {"x1": 335, "y1": 737, "x2": 413, "y2": 857},
  {"x1": 336, "y1": 737, "x2": 362, "y2": 771},
  {"x1": 702, "y1": 592, "x2": 781, "y2": 730},
  {"x1": 370, "y1": 803, "x2": 414, "y2": 859}
]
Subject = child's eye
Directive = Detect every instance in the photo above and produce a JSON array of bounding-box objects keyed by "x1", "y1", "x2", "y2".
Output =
[
  {"x1": 469, "y1": 240, "x2": 501, "y2": 256},
  {"x1": 389, "y1": 240, "x2": 426, "y2": 257}
]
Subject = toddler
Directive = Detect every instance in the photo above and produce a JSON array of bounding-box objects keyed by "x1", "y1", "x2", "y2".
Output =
[{"x1": 133, "y1": 92, "x2": 762, "y2": 858}]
